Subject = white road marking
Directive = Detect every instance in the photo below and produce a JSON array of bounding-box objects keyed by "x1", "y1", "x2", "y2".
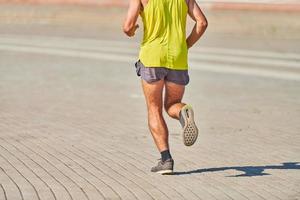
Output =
[
  {"x1": 0, "y1": 44, "x2": 134, "y2": 62},
  {"x1": 0, "y1": 34, "x2": 300, "y2": 81},
  {"x1": 188, "y1": 53, "x2": 300, "y2": 69},
  {"x1": 191, "y1": 47, "x2": 300, "y2": 60},
  {"x1": 0, "y1": 34, "x2": 299, "y2": 59},
  {"x1": 189, "y1": 61, "x2": 300, "y2": 81},
  {"x1": 0, "y1": 38, "x2": 299, "y2": 70}
]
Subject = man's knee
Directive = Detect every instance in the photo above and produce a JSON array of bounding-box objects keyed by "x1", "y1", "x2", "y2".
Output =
[
  {"x1": 164, "y1": 101, "x2": 182, "y2": 119},
  {"x1": 164, "y1": 102, "x2": 174, "y2": 117},
  {"x1": 148, "y1": 109, "x2": 163, "y2": 129},
  {"x1": 148, "y1": 105, "x2": 163, "y2": 120},
  {"x1": 148, "y1": 104, "x2": 162, "y2": 115}
]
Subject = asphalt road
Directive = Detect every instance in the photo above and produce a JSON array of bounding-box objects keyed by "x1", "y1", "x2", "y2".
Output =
[{"x1": 0, "y1": 4, "x2": 300, "y2": 200}]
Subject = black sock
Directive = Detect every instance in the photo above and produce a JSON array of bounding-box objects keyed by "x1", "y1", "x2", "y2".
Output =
[
  {"x1": 179, "y1": 110, "x2": 185, "y2": 127},
  {"x1": 161, "y1": 150, "x2": 172, "y2": 162}
]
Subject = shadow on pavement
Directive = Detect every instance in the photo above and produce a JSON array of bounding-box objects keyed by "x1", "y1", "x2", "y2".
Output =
[{"x1": 172, "y1": 162, "x2": 300, "y2": 177}]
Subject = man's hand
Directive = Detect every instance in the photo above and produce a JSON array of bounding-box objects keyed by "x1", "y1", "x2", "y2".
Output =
[
  {"x1": 126, "y1": 24, "x2": 139, "y2": 37},
  {"x1": 123, "y1": 0, "x2": 141, "y2": 37}
]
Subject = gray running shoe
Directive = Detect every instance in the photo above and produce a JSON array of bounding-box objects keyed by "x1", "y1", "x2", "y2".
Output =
[
  {"x1": 151, "y1": 159, "x2": 174, "y2": 175},
  {"x1": 179, "y1": 105, "x2": 199, "y2": 146}
]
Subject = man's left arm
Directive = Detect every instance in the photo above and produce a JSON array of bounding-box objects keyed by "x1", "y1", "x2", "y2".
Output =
[{"x1": 123, "y1": 0, "x2": 141, "y2": 37}]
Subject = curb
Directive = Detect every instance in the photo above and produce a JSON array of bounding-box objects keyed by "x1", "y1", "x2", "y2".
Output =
[
  {"x1": 1, "y1": 1, "x2": 300, "y2": 12},
  {"x1": 0, "y1": 0, "x2": 128, "y2": 7}
]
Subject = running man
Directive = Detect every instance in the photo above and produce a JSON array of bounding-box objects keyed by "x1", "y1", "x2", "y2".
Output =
[{"x1": 123, "y1": 0, "x2": 208, "y2": 174}]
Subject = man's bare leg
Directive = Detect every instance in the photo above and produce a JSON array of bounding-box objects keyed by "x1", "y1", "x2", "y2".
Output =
[
  {"x1": 164, "y1": 81, "x2": 199, "y2": 146},
  {"x1": 141, "y1": 79, "x2": 169, "y2": 152},
  {"x1": 164, "y1": 81, "x2": 186, "y2": 119}
]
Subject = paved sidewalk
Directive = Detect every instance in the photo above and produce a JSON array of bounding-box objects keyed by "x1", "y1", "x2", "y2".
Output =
[{"x1": 0, "y1": 33, "x2": 300, "y2": 200}]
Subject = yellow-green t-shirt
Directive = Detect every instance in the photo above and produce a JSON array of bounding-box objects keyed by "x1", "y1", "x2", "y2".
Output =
[{"x1": 139, "y1": 0, "x2": 188, "y2": 70}]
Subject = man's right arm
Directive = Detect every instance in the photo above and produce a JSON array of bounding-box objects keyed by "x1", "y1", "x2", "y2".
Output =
[
  {"x1": 186, "y1": 0, "x2": 208, "y2": 49},
  {"x1": 123, "y1": 0, "x2": 141, "y2": 37}
]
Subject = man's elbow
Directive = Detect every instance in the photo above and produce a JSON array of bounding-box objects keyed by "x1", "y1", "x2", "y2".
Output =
[{"x1": 197, "y1": 19, "x2": 208, "y2": 30}]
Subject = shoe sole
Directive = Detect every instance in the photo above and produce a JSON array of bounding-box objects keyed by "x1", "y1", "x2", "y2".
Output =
[
  {"x1": 181, "y1": 105, "x2": 199, "y2": 146},
  {"x1": 156, "y1": 169, "x2": 173, "y2": 175}
]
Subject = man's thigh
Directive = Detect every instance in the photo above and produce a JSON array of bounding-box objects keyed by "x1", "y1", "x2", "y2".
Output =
[{"x1": 141, "y1": 79, "x2": 165, "y2": 111}]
